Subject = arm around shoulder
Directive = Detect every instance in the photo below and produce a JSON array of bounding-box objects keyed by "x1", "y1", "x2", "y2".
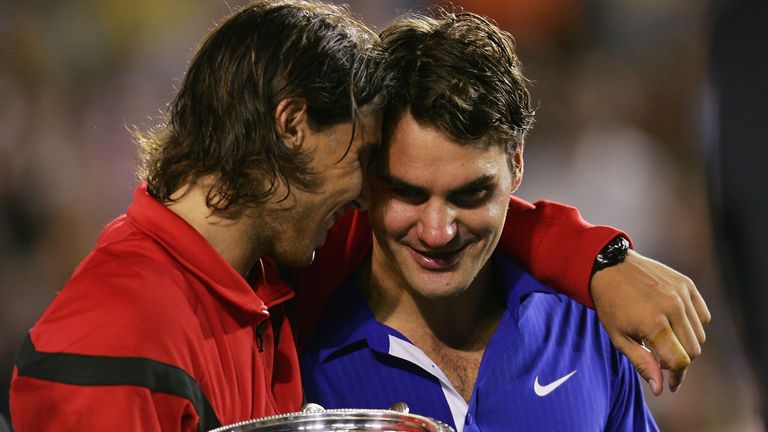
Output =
[{"x1": 500, "y1": 196, "x2": 627, "y2": 307}]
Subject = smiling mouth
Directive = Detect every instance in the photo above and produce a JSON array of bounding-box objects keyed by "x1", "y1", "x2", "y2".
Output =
[{"x1": 408, "y1": 245, "x2": 468, "y2": 271}]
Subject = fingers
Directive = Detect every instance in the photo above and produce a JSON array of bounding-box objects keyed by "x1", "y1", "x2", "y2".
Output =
[
  {"x1": 677, "y1": 275, "x2": 708, "y2": 345},
  {"x1": 685, "y1": 290, "x2": 706, "y2": 348},
  {"x1": 612, "y1": 334, "x2": 663, "y2": 396},
  {"x1": 667, "y1": 364, "x2": 687, "y2": 393},
  {"x1": 653, "y1": 274, "x2": 703, "y2": 364},
  {"x1": 649, "y1": 326, "x2": 690, "y2": 392},
  {"x1": 689, "y1": 279, "x2": 712, "y2": 327},
  {"x1": 665, "y1": 294, "x2": 701, "y2": 361}
]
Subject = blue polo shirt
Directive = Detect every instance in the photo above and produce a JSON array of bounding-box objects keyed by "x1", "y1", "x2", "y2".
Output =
[{"x1": 300, "y1": 254, "x2": 658, "y2": 432}]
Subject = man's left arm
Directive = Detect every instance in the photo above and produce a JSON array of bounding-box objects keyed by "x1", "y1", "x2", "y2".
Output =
[{"x1": 499, "y1": 196, "x2": 711, "y2": 395}]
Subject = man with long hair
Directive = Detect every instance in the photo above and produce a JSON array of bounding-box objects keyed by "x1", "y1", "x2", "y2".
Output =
[{"x1": 10, "y1": 1, "x2": 706, "y2": 430}]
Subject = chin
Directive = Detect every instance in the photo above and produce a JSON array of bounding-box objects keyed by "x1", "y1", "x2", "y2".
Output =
[
  {"x1": 410, "y1": 279, "x2": 468, "y2": 300},
  {"x1": 274, "y1": 248, "x2": 316, "y2": 268},
  {"x1": 296, "y1": 250, "x2": 317, "y2": 267},
  {"x1": 406, "y1": 268, "x2": 476, "y2": 299}
]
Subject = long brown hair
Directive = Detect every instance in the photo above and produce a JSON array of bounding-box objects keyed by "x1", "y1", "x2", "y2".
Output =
[{"x1": 136, "y1": 0, "x2": 385, "y2": 212}]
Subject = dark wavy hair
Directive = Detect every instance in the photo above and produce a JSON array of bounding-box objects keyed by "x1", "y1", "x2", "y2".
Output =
[
  {"x1": 136, "y1": 0, "x2": 385, "y2": 211},
  {"x1": 378, "y1": 10, "x2": 535, "y2": 169}
]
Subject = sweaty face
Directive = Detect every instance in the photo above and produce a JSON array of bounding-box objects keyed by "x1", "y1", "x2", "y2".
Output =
[
  {"x1": 265, "y1": 107, "x2": 382, "y2": 267},
  {"x1": 369, "y1": 111, "x2": 521, "y2": 299}
]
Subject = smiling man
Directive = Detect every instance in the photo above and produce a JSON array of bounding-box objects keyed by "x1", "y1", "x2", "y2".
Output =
[
  {"x1": 10, "y1": 1, "x2": 704, "y2": 431},
  {"x1": 300, "y1": 11, "x2": 658, "y2": 431}
]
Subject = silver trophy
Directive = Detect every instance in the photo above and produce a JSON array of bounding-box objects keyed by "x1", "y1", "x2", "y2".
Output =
[{"x1": 209, "y1": 402, "x2": 455, "y2": 431}]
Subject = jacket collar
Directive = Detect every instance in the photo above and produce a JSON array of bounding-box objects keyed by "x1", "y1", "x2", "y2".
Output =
[{"x1": 126, "y1": 183, "x2": 294, "y2": 322}]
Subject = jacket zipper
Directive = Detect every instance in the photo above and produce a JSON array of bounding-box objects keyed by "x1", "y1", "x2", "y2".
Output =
[{"x1": 255, "y1": 322, "x2": 265, "y2": 353}]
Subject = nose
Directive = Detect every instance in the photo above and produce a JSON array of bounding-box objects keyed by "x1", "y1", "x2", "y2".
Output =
[{"x1": 417, "y1": 199, "x2": 457, "y2": 249}]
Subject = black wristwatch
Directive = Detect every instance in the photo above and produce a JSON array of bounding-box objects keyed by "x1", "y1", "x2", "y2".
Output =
[{"x1": 592, "y1": 236, "x2": 631, "y2": 274}]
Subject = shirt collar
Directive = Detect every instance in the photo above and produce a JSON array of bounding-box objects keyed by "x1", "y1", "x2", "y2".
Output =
[
  {"x1": 310, "y1": 268, "x2": 402, "y2": 362},
  {"x1": 126, "y1": 183, "x2": 294, "y2": 322},
  {"x1": 473, "y1": 254, "x2": 557, "y2": 388},
  {"x1": 491, "y1": 253, "x2": 556, "y2": 325},
  {"x1": 312, "y1": 252, "x2": 554, "y2": 363}
]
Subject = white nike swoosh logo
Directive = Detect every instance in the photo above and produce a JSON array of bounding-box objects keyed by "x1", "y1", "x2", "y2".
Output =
[{"x1": 534, "y1": 370, "x2": 577, "y2": 396}]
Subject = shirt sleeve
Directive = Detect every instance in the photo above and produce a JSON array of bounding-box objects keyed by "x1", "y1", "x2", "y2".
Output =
[{"x1": 499, "y1": 197, "x2": 630, "y2": 308}]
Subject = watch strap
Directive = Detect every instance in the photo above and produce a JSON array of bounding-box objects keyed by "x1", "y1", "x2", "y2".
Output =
[{"x1": 592, "y1": 235, "x2": 631, "y2": 274}]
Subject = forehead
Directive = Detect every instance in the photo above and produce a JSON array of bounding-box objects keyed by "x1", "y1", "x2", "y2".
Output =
[{"x1": 385, "y1": 112, "x2": 507, "y2": 179}]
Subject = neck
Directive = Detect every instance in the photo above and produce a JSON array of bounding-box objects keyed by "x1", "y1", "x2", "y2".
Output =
[
  {"x1": 364, "y1": 245, "x2": 504, "y2": 402},
  {"x1": 364, "y1": 248, "x2": 503, "y2": 351},
  {"x1": 164, "y1": 180, "x2": 265, "y2": 276}
]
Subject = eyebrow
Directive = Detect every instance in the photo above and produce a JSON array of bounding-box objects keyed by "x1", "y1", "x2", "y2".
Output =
[{"x1": 381, "y1": 174, "x2": 496, "y2": 196}]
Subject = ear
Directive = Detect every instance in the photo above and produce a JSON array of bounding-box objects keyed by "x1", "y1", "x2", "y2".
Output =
[
  {"x1": 275, "y1": 98, "x2": 308, "y2": 147},
  {"x1": 510, "y1": 146, "x2": 524, "y2": 193}
]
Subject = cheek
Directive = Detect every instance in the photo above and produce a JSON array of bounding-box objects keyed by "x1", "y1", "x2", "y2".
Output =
[
  {"x1": 371, "y1": 200, "x2": 417, "y2": 240},
  {"x1": 487, "y1": 197, "x2": 509, "y2": 222},
  {"x1": 465, "y1": 198, "x2": 510, "y2": 237},
  {"x1": 345, "y1": 176, "x2": 363, "y2": 198},
  {"x1": 333, "y1": 168, "x2": 363, "y2": 200}
]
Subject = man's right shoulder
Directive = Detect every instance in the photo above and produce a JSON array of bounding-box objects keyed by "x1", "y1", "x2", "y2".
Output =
[{"x1": 74, "y1": 214, "x2": 178, "y2": 276}]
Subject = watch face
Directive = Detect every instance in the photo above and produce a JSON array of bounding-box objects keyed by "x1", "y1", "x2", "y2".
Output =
[{"x1": 593, "y1": 236, "x2": 630, "y2": 272}]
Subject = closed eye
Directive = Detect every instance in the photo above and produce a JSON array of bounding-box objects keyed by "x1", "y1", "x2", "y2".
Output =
[
  {"x1": 450, "y1": 188, "x2": 492, "y2": 208},
  {"x1": 449, "y1": 175, "x2": 496, "y2": 208},
  {"x1": 382, "y1": 176, "x2": 428, "y2": 205},
  {"x1": 390, "y1": 184, "x2": 428, "y2": 204}
]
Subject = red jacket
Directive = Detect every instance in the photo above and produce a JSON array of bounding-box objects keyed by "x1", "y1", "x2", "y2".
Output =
[
  {"x1": 10, "y1": 185, "x2": 622, "y2": 431},
  {"x1": 11, "y1": 185, "x2": 302, "y2": 431}
]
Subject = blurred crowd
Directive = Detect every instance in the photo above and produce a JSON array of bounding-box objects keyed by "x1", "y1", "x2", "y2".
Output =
[{"x1": 0, "y1": 0, "x2": 762, "y2": 430}]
